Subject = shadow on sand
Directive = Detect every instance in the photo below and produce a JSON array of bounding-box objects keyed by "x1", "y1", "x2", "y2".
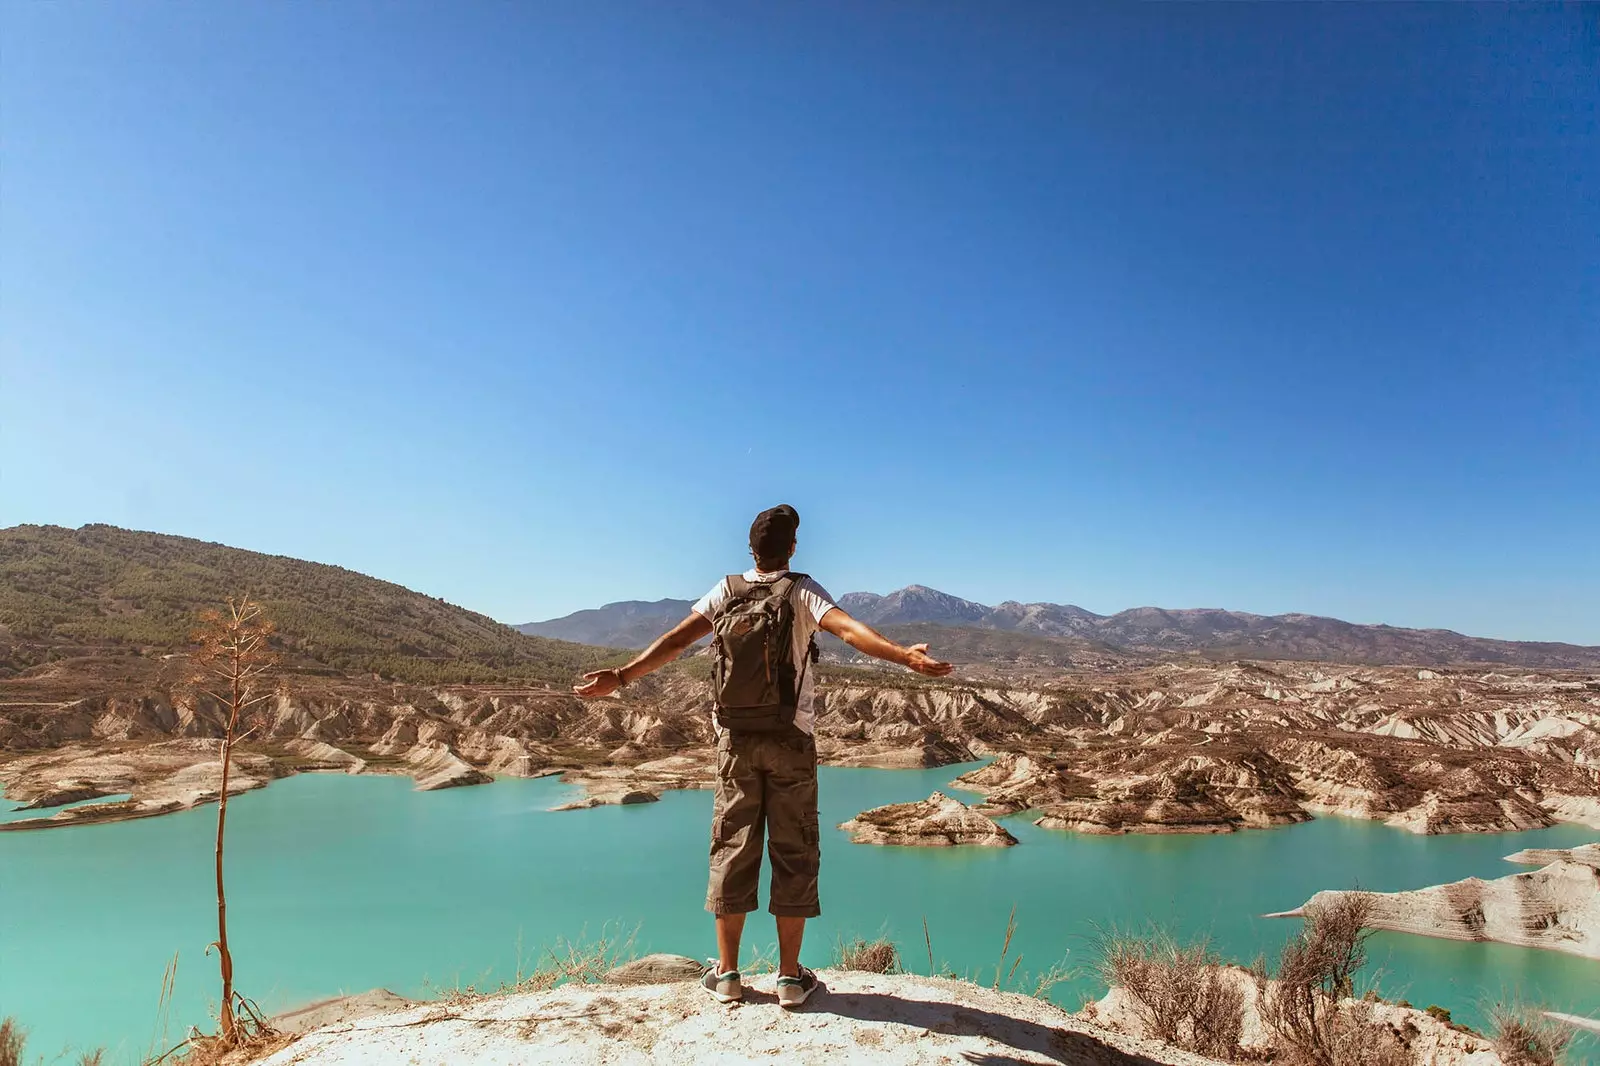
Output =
[{"x1": 804, "y1": 986, "x2": 1171, "y2": 1066}]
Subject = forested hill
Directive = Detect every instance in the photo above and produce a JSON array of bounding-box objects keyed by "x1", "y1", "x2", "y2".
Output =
[{"x1": 0, "y1": 524, "x2": 616, "y2": 684}]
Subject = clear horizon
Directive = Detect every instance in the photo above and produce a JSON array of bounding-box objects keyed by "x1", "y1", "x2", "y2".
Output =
[{"x1": 3, "y1": 5, "x2": 1596, "y2": 643}]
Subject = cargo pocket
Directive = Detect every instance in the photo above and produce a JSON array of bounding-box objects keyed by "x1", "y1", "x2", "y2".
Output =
[
  {"x1": 711, "y1": 814, "x2": 729, "y2": 845},
  {"x1": 801, "y1": 819, "x2": 820, "y2": 849}
]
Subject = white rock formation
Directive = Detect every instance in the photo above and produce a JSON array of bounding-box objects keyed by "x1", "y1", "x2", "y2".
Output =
[
  {"x1": 283, "y1": 739, "x2": 367, "y2": 774},
  {"x1": 1504, "y1": 842, "x2": 1600, "y2": 868},
  {"x1": 402, "y1": 743, "x2": 493, "y2": 791}
]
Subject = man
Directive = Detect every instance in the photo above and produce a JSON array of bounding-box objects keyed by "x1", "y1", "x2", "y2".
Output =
[{"x1": 574, "y1": 504, "x2": 952, "y2": 1007}]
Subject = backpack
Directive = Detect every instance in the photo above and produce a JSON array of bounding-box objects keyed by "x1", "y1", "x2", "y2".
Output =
[{"x1": 709, "y1": 573, "x2": 818, "y2": 734}]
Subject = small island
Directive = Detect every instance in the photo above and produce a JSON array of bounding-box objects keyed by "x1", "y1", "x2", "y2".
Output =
[{"x1": 838, "y1": 791, "x2": 1019, "y2": 847}]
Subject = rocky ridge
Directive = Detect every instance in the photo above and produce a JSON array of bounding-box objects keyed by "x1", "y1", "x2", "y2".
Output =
[
  {"x1": 936, "y1": 663, "x2": 1600, "y2": 837},
  {"x1": 2, "y1": 655, "x2": 1597, "y2": 839}
]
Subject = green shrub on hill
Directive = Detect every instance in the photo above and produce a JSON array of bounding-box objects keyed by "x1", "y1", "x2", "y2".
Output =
[{"x1": 0, "y1": 524, "x2": 616, "y2": 684}]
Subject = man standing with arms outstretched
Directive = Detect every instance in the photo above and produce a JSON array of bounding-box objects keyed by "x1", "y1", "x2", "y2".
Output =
[{"x1": 574, "y1": 504, "x2": 953, "y2": 1007}]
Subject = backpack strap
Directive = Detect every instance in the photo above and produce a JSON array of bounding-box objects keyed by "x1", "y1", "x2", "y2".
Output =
[
  {"x1": 772, "y1": 572, "x2": 810, "y2": 600},
  {"x1": 716, "y1": 575, "x2": 750, "y2": 618},
  {"x1": 775, "y1": 574, "x2": 816, "y2": 697}
]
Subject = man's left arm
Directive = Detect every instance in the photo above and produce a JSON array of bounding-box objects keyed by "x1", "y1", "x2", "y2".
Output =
[{"x1": 572, "y1": 612, "x2": 713, "y2": 698}]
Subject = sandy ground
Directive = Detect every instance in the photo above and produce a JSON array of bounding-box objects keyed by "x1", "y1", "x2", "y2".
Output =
[{"x1": 252, "y1": 969, "x2": 1230, "y2": 1066}]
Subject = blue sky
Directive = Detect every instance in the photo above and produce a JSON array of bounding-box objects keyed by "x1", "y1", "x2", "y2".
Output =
[{"x1": 3, "y1": 3, "x2": 1596, "y2": 643}]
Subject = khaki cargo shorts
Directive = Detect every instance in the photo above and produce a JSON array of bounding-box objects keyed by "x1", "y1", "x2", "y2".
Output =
[{"x1": 705, "y1": 729, "x2": 821, "y2": 918}]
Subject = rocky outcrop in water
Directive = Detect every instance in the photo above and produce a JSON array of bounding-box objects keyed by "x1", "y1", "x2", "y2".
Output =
[
  {"x1": 1273, "y1": 851, "x2": 1600, "y2": 959},
  {"x1": 839, "y1": 790, "x2": 1018, "y2": 847},
  {"x1": 956, "y1": 750, "x2": 1310, "y2": 835},
  {"x1": 0, "y1": 739, "x2": 279, "y2": 831},
  {"x1": 1504, "y1": 841, "x2": 1600, "y2": 868}
]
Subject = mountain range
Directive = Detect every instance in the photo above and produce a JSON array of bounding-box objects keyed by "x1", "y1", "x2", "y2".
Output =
[
  {"x1": 3, "y1": 523, "x2": 1593, "y2": 677},
  {"x1": 520, "y1": 583, "x2": 1600, "y2": 669}
]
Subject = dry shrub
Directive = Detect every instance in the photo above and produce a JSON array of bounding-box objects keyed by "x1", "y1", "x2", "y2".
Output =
[
  {"x1": 1094, "y1": 928, "x2": 1245, "y2": 1060},
  {"x1": 1190, "y1": 971, "x2": 1248, "y2": 1060},
  {"x1": 1257, "y1": 891, "x2": 1413, "y2": 1066},
  {"x1": 835, "y1": 936, "x2": 900, "y2": 974},
  {"x1": 1321, "y1": 1000, "x2": 1413, "y2": 1066},
  {"x1": 1, "y1": 1019, "x2": 24, "y2": 1066},
  {"x1": 1490, "y1": 1002, "x2": 1572, "y2": 1066},
  {"x1": 0, "y1": 1020, "x2": 105, "y2": 1066}
]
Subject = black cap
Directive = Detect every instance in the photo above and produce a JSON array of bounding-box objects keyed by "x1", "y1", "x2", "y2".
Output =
[{"x1": 749, "y1": 504, "x2": 800, "y2": 562}]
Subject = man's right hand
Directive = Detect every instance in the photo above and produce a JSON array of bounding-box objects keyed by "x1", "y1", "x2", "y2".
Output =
[
  {"x1": 573, "y1": 668, "x2": 624, "y2": 699},
  {"x1": 903, "y1": 643, "x2": 953, "y2": 677}
]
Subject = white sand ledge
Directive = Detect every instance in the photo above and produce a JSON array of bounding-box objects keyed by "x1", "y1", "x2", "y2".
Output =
[
  {"x1": 253, "y1": 969, "x2": 1231, "y2": 1066},
  {"x1": 1544, "y1": 1011, "x2": 1600, "y2": 1035},
  {"x1": 1268, "y1": 849, "x2": 1600, "y2": 959}
]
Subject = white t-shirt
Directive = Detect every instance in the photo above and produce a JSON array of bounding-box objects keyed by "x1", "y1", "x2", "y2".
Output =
[{"x1": 692, "y1": 568, "x2": 838, "y2": 736}]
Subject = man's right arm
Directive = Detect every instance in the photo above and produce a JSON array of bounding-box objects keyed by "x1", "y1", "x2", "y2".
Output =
[
  {"x1": 572, "y1": 612, "x2": 713, "y2": 698},
  {"x1": 819, "y1": 609, "x2": 953, "y2": 677}
]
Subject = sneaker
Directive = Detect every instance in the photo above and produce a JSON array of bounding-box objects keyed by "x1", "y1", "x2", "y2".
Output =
[
  {"x1": 701, "y1": 959, "x2": 742, "y2": 1003},
  {"x1": 775, "y1": 966, "x2": 818, "y2": 1008}
]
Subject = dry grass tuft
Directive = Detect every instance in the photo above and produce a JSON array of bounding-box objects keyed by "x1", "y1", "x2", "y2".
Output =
[
  {"x1": 1094, "y1": 928, "x2": 1245, "y2": 1061},
  {"x1": 922, "y1": 909, "x2": 1069, "y2": 999},
  {"x1": 741, "y1": 941, "x2": 779, "y2": 976},
  {"x1": 0, "y1": 1018, "x2": 106, "y2": 1066},
  {"x1": 1, "y1": 1019, "x2": 24, "y2": 1066},
  {"x1": 1490, "y1": 1002, "x2": 1572, "y2": 1066},
  {"x1": 435, "y1": 923, "x2": 641, "y2": 1005},
  {"x1": 834, "y1": 936, "x2": 900, "y2": 974}
]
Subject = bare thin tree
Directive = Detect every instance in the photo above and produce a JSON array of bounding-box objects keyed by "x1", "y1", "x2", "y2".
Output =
[
  {"x1": 189, "y1": 598, "x2": 278, "y2": 1047},
  {"x1": 1256, "y1": 892, "x2": 1390, "y2": 1066}
]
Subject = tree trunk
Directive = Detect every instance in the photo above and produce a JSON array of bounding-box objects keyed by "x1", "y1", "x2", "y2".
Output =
[{"x1": 215, "y1": 665, "x2": 240, "y2": 1044}]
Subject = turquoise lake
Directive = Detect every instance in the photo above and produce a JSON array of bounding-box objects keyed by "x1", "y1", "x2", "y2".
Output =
[{"x1": 2, "y1": 764, "x2": 1596, "y2": 1063}]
